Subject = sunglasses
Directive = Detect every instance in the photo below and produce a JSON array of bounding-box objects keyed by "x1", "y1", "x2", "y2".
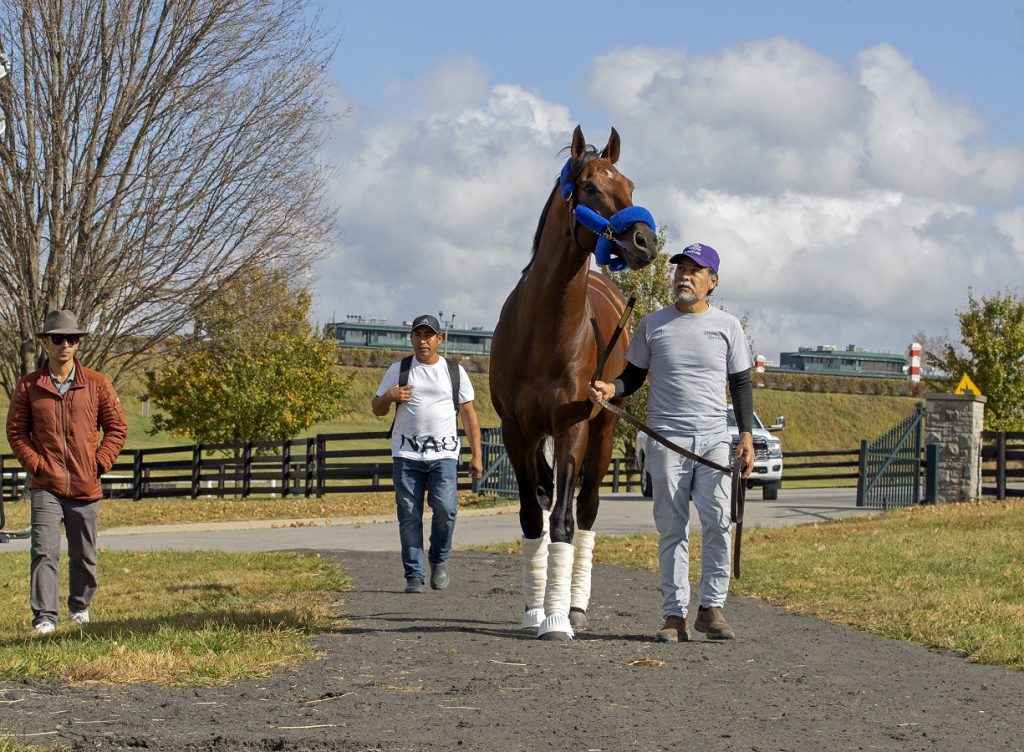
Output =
[{"x1": 48, "y1": 334, "x2": 81, "y2": 346}]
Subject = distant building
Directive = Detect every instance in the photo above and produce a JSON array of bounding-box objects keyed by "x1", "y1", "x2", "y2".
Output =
[
  {"x1": 325, "y1": 316, "x2": 493, "y2": 356},
  {"x1": 775, "y1": 344, "x2": 906, "y2": 378}
]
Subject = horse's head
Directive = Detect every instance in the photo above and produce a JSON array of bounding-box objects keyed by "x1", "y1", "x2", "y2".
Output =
[{"x1": 563, "y1": 125, "x2": 658, "y2": 271}]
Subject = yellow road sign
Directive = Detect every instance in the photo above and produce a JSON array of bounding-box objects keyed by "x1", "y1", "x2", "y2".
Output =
[{"x1": 954, "y1": 374, "x2": 981, "y2": 396}]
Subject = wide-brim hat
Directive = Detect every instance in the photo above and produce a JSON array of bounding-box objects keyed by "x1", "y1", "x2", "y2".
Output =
[{"x1": 38, "y1": 310, "x2": 89, "y2": 336}]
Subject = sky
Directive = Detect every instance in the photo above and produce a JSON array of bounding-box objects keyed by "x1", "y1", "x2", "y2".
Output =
[{"x1": 312, "y1": 1, "x2": 1024, "y2": 363}]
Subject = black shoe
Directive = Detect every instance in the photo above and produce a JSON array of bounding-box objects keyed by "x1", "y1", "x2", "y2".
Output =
[
  {"x1": 430, "y1": 562, "x2": 449, "y2": 590},
  {"x1": 404, "y1": 578, "x2": 425, "y2": 594}
]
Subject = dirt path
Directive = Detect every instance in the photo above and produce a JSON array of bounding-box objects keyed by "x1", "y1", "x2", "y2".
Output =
[{"x1": 3, "y1": 550, "x2": 1023, "y2": 751}]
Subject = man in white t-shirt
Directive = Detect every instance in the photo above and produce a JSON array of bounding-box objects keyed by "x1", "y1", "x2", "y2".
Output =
[
  {"x1": 372, "y1": 315, "x2": 483, "y2": 593},
  {"x1": 591, "y1": 243, "x2": 755, "y2": 642}
]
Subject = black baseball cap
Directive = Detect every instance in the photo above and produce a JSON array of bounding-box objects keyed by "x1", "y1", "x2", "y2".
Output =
[{"x1": 410, "y1": 314, "x2": 441, "y2": 334}]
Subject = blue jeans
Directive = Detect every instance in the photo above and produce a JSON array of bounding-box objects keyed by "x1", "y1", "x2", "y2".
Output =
[{"x1": 392, "y1": 457, "x2": 458, "y2": 581}]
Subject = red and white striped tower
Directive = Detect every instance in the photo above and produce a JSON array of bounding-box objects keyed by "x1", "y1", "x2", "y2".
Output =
[
  {"x1": 754, "y1": 354, "x2": 766, "y2": 387},
  {"x1": 908, "y1": 342, "x2": 922, "y2": 383}
]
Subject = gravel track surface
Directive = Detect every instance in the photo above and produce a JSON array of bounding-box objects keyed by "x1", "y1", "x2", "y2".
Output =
[{"x1": 2, "y1": 549, "x2": 1023, "y2": 751}]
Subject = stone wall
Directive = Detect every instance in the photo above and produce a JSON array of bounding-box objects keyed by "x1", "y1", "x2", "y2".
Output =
[{"x1": 924, "y1": 393, "x2": 986, "y2": 502}]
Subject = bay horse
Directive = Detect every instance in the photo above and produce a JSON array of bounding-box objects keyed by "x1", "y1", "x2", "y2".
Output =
[{"x1": 489, "y1": 126, "x2": 657, "y2": 640}]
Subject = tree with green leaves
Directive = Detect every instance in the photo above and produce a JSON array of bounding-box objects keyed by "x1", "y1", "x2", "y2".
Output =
[
  {"x1": 931, "y1": 289, "x2": 1024, "y2": 431},
  {"x1": 145, "y1": 271, "x2": 348, "y2": 446},
  {"x1": 602, "y1": 227, "x2": 673, "y2": 455}
]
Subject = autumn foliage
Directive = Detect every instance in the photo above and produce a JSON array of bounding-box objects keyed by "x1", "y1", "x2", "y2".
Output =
[{"x1": 144, "y1": 271, "x2": 348, "y2": 445}]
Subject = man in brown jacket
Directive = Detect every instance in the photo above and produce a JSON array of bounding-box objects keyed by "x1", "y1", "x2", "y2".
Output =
[{"x1": 6, "y1": 311, "x2": 127, "y2": 634}]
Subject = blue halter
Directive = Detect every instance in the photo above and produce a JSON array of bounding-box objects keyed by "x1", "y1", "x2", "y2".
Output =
[{"x1": 559, "y1": 158, "x2": 657, "y2": 272}]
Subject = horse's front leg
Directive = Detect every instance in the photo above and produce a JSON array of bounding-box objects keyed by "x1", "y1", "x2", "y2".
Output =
[
  {"x1": 501, "y1": 421, "x2": 549, "y2": 630},
  {"x1": 568, "y1": 412, "x2": 617, "y2": 630},
  {"x1": 538, "y1": 424, "x2": 587, "y2": 641}
]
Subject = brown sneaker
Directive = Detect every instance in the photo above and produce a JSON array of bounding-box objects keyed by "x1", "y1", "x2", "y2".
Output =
[
  {"x1": 693, "y1": 606, "x2": 735, "y2": 640},
  {"x1": 654, "y1": 615, "x2": 689, "y2": 642}
]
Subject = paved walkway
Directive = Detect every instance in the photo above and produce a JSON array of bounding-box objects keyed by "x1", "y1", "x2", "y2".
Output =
[
  {"x1": 5, "y1": 488, "x2": 1023, "y2": 752},
  {"x1": 2, "y1": 488, "x2": 874, "y2": 553}
]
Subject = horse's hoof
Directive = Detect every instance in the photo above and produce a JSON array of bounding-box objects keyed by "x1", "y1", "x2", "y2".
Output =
[
  {"x1": 569, "y1": 607, "x2": 588, "y2": 630},
  {"x1": 520, "y1": 607, "x2": 545, "y2": 630},
  {"x1": 537, "y1": 613, "x2": 574, "y2": 640}
]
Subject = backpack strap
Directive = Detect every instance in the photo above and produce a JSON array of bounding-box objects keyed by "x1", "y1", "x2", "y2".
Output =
[
  {"x1": 447, "y1": 358, "x2": 461, "y2": 416},
  {"x1": 386, "y1": 355, "x2": 415, "y2": 440},
  {"x1": 398, "y1": 354, "x2": 414, "y2": 387}
]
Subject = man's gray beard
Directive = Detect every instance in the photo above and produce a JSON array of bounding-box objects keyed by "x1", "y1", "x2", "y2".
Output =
[{"x1": 676, "y1": 289, "x2": 698, "y2": 305}]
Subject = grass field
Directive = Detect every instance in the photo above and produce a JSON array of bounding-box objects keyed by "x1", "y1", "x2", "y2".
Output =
[{"x1": 0, "y1": 737, "x2": 66, "y2": 752}]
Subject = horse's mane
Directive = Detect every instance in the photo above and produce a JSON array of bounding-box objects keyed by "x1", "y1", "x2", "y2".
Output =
[{"x1": 522, "y1": 145, "x2": 601, "y2": 273}]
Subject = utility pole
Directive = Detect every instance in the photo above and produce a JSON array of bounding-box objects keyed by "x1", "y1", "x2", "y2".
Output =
[{"x1": 437, "y1": 310, "x2": 456, "y2": 357}]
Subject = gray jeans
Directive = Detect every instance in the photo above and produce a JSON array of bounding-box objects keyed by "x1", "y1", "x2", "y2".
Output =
[{"x1": 30, "y1": 488, "x2": 99, "y2": 625}]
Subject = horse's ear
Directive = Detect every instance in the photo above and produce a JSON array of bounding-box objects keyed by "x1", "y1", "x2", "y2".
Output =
[
  {"x1": 600, "y1": 127, "x2": 620, "y2": 164},
  {"x1": 571, "y1": 125, "x2": 586, "y2": 161}
]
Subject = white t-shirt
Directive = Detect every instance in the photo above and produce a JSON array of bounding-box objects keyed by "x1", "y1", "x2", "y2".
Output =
[
  {"x1": 375, "y1": 357, "x2": 475, "y2": 461},
  {"x1": 626, "y1": 304, "x2": 752, "y2": 436}
]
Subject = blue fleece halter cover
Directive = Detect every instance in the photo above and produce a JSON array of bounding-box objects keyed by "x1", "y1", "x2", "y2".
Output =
[{"x1": 559, "y1": 158, "x2": 656, "y2": 272}]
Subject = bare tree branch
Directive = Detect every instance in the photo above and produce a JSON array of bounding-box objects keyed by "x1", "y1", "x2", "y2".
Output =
[{"x1": 0, "y1": 0, "x2": 339, "y2": 394}]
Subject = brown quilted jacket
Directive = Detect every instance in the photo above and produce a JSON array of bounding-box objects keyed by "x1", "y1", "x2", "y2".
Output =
[{"x1": 5, "y1": 359, "x2": 128, "y2": 501}]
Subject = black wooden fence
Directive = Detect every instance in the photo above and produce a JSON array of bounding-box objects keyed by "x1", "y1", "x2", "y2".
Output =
[
  {"x1": 981, "y1": 430, "x2": 1024, "y2": 499},
  {"x1": 1, "y1": 432, "x2": 411, "y2": 502},
  {"x1": 2, "y1": 431, "x2": 877, "y2": 504}
]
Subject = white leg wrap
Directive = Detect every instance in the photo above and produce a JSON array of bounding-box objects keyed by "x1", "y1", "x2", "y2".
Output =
[
  {"x1": 570, "y1": 529, "x2": 596, "y2": 612},
  {"x1": 520, "y1": 510, "x2": 550, "y2": 629},
  {"x1": 538, "y1": 542, "x2": 575, "y2": 639}
]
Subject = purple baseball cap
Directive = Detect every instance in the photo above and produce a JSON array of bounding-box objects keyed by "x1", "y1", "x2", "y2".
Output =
[{"x1": 669, "y1": 243, "x2": 720, "y2": 274}]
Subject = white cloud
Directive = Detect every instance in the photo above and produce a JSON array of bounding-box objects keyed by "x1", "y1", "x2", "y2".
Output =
[
  {"x1": 317, "y1": 42, "x2": 1024, "y2": 364},
  {"x1": 316, "y1": 70, "x2": 575, "y2": 331},
  {"x1": 583, "y1": 39, "x2": 1024, "y2": 359},
  {"x1": 857, "y1": 44, "x2": 1024, "y2": 204}
]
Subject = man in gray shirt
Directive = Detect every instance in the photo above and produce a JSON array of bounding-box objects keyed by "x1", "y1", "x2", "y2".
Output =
[{"x1": 591, "y1": 243, "x2": 754, "y2": 642}]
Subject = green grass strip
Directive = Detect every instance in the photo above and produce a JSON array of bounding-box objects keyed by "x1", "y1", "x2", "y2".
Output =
[{"x1": 0, "y1": 551, "x2": 349, "y2": 685}]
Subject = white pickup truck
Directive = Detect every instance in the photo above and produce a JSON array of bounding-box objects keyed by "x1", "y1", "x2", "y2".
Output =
[{"x1": 634, "y1": 406, "x2": 785, "y2": 500}]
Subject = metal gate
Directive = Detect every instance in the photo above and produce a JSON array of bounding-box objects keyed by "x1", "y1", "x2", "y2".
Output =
[
  {"x1": 856, "y1": 402, "x2": 933, "y2": 508},
  {"x1": 475, "y1": 426, "x2": 519, "y2": 497}
]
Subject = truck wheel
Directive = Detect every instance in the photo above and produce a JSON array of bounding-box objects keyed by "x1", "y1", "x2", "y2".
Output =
[
  {"x1": 641, "y1": 471, "x2": 653, "y2": 498},
  {"x1": 762, "y1": 483, "x2": 779, "y2": 501}
]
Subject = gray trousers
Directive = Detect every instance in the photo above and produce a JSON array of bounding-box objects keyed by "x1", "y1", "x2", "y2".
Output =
[{"x1": 30, "y1": 488, "x2": 99, "y2": 625}]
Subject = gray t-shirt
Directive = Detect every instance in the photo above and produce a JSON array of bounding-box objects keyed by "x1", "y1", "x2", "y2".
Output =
[{"x1": 626, "y1": 304, "x2": 753, "y2": 436}]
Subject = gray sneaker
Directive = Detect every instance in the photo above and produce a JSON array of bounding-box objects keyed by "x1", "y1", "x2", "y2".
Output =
[
  {"x1": 430, "y1": 562, "x2": 449, "y2": 590},
  {"x1": 70, "y1": 610, "x2": 90, "y2": 625},
  {"x1": 33, "y1": 620, "x2": 56, "y2": 635},
  {"x1": 404, "y1": 578, "x2": 425, "y2": 594}
]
